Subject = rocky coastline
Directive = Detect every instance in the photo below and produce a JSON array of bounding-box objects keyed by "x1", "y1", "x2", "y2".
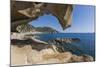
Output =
[
  {"x1": 11, "y1": 31, "x2": 94, "y2": 66},
  {"x1": 11, "y1": 45, "x2": 93, "y2": 66}
]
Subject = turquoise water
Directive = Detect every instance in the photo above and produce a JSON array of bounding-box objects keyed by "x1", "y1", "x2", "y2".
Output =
[{"x1": 38, "y1": 33, "x2": 95, "y2": 58}]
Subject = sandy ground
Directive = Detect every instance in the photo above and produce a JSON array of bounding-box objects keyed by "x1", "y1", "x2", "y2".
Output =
[{"x1": 11, "y1": 45, "x2": 94, "y2": 66}]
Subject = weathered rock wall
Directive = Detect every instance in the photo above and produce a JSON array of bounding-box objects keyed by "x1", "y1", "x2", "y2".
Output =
[{"x1": 11, "y1": 1, "x2": 73, "y2": 32}]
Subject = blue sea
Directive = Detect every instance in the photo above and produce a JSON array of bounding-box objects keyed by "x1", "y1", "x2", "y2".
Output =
[{"x1": 38, "y1": 33, "x2": 95, "y2": 58}]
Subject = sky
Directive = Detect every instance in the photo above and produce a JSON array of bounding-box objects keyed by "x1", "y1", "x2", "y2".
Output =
[{"x1": 29, "y1": 5, "x2": 95, "y2": 33}]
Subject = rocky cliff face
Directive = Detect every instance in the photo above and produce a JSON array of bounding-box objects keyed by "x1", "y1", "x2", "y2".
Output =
[
  {"x1": 16, "y1": 23, "x2": 58, "y2": 33},
  {"x1": 34, "y1": 27, "x2": 58, "y2": 33},
  {"x1": 11, "y1": 1, "x2": 73, "y2": 32}
]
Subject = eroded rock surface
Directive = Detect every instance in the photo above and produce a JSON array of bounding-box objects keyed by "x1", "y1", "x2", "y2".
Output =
[
  {"x1": 11, "y1": 45, "x2": 93, "y2": 66},
  {"x1": 11, "y1": 1, "x2": 73, "y2": 32}
]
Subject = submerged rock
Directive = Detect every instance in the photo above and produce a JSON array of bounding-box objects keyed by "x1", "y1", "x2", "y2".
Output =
[{"x1": 49, "y1": 38, "x2": 80, "y2": 44}]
